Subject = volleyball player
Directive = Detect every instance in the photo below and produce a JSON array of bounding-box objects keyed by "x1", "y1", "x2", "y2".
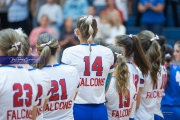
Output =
[
  {"x1": 161, "y1": 41, "x2": 180, "y2": 120},
  {"x1": 154, "y1": 36, "x2": 167, "y2": 120},
  {"x1": 33, "y1": 33, "x2": 80, "y2": 120},
  {"x1": 0, "y1": 29, "x2": 38, "y2": 120},
  {"x1": 115, "y1": 34, "x2": 150, "y2": 119},
  {"x1": 105, "y1": 45, "x2": 136, "y2": 120},
  {"x1": 61, "y1": 15, "x2": 114, "y2": 120},
  {"x1": 135, "y1": 30, "x2": 161, "y2": 120},
  {"x1": 15, "y1": 29, "x2": 51, "y2": 120}
]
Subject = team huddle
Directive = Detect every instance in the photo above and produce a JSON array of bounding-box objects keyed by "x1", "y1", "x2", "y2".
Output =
[{"x1": 0, "y1": 15, "x2": 168, "y2": 120}]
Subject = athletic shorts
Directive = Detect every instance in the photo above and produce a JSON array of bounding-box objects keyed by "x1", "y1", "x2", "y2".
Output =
[
  {"x1": 154, "y1": 114, "x2": 164, "y2": 120},
  {"x1": 161, "y1": 105, "x2": 180, "y2": 120},
  {"x1": 73, "y1": 103, "x2": 108, "y2": 120}
]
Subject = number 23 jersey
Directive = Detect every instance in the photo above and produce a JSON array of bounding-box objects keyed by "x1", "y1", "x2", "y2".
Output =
[
  {"x1": 62, "y1": 44, "x2": 114, "y2": 104},
  {"x1": 0, "y1": 66, "x2": 38, "y2": 120}
]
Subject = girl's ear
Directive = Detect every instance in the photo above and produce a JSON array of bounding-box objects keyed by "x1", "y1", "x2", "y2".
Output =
[
  {"x1": 37, "y1": 49, "x2": 41, "y2": 56},
  {"x1": 56, "y1": 45, "x2": 60, "y2": 53}
]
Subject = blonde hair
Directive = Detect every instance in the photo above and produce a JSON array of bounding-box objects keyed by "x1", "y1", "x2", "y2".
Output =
[
  {"x1": 0, "y1": 28, "x2": 21, "y2": 56},
  {"x1": 76, "y1": 15, "x2": 97, "y2": 52},
  {"x1": 108, "y1": 45, "x2": 129, "y2": 96},
  {"x1": 32, "y1": 33, "x2": 58, "y2": 69},
  {"x1": 15, "y1": 29, "x2": 30, "y2": 56},
  {"x1": 108, "y1": 10, "x2": 122, "y2": 30},
  {"x1": 137, "y1": 30, "x2": 161, "y2": 87}
]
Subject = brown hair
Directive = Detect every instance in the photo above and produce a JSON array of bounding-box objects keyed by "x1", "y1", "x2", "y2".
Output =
[
  {"x1": 157, "y1": 36, "x2": 166, "y2": 64},
  {"x1": 32, "y1": 33, "x2": 58, "y2": 69},
  {"x1": 0, "y1": 28, "x2": 21, "y2": 56},
  {"x1": 137, "y1": 30, "x2": 161, "y2": 87},
  {"x1": 76, "y1": 15, "x2": 97, "y2": 52},
  {"x1": 115, "y1": 35, "x2": 150, "y2": 77},
  {"x1": 15, "y1": 29, "x2": 30, "y2": 56},
  {"x1": 108, "y1": 45, "x2": 129, "y2": 96}
]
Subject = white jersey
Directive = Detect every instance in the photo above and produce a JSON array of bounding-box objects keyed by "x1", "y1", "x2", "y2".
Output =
[
  {"x1": 127, "y1": 64, "x2": 142, "y2": 119},
  {"x1": 62, "y1": 44, "x2": 114, "y2": 104},
  {"x1": 105, "y1": 63, "x2": 136, "y2": 120},
  {"x1": 135, "y1": 72, "x2": 158, "y2": 120},
  {"x1": 28, "y1": 68, "x2": 51, "y2": 120},
  {"x1": 0, "y1": 66, "x2": 38, "y2": 120},
  {"x1": 41, "y1": 64, "x2": 80, "y2": 120},
  {"x1": 154, "y1": 65, "x2": 167, "y2": 118}
]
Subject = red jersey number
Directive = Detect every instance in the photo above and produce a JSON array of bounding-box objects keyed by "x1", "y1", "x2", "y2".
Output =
[{"x1": 84, "y1": 56, "x2": 103, "y2": 76}]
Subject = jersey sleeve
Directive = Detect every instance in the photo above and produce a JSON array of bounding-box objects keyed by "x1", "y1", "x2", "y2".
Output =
[
  {"x1": 61, "y1": 49, "x2": 71, "y2": 65},
  {"x1": 136, "y1": 67, "x2": 145, "y2": 88},
  {"x1": 73, "y1": 67, "x2": 80, "y2": 88},
  {"x1": 108, "y1": 49, "x2": 115, "y2": 73}
]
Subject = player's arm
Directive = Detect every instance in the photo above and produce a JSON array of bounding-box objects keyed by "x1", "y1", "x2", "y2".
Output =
[
  {"x1": 43, "y1": 99, "x2": 48, "y2": 111},
  {"x1": 32, "y1": 106, "x2": 37, "y2": 120},
  {"x1": 105, "y1": 73, "x2": 112, "y2": 93},
  {"x1": 136, "y1": 87, "x2": 142, "y2": 109}
]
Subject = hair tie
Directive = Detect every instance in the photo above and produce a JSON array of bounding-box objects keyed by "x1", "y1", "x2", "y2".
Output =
[
  {"x1": 129, "y1": 34, "x2": 133, "y2": 38},
  {"x1": 40, "y1": 41, "x2": 52, "y2": 47},
  {"x1": 165, "y1": 53, "x2": 171, "y2": 58},
  {"x1": 12, "y1": 42, "x2": 21, "y2": 51},
  {"x1": 150, "y1": 34, "x2": 159, "y2": 41},
  {"x1": 114, "y1": 52, "x2": 123, "y2": 58},
  {"x1": 80, "y1": 15, "x2": 93, "y2": 21}
]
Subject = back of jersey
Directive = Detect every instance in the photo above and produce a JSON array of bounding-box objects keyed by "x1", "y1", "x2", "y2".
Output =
[
  {"x1": 42, "y1": 64, "x2": 79, "y2": 120},
  {"x1": 62, "y1": 44, "x2": 114, "y2": 104},
  {"x1": 0, "y1": 66, "x2": 38, "y2": 120},
  {"x1": 28, "y1": 68, "x2": 51, "y2": 120},
  {"x1": 126, "y1": 63, "x2": 140, "y2": 119},
  {"x1": 105, "y1": 72, "x2": 136, "y2": 120},
  {"x1": 135, "y1": 72, "x2": 157, "y2": 120},
  {"x1": 154, "y1": 65, "x2": 167, "y2": 117}
]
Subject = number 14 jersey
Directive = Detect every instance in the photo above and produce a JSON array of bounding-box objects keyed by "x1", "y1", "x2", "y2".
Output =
[{"x1": 62, "y1": 44, "x2": 114, "y2": 104}]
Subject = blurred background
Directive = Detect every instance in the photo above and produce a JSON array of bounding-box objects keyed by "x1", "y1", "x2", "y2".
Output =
[{"x1": 0, "y1": 0, "x2": 179, "y2": 53}]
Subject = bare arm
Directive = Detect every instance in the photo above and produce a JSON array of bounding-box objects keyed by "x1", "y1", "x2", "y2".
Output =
[
  {"x1": 148, "y1": 4, "x2": 164, "y2": 13},
  {"x1": 32, "y1": 106, "x2": 37, "y2": 120},
  {"x1": 138, "y1": 3, "x2": 147, "y2": 13},
  {"x1": 43, "y1": 99, "x2": 48, "y2": 111},
  {"x1": 136, "y1": 87, "x2": 142, "y2": 109}
]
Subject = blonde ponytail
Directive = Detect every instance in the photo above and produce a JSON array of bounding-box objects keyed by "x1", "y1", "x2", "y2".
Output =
[
  {"x1": 85, "y1": 16, "x2": 94, "y2": 52},
  {"x1": 108, "y1": 45, "x2": 129, "y2": 96},
  {"x1": 32, "y1": 33, "x2": 58, "y2": 69},
  {"x1": 115, "y1": 55, "x2": 129, "y2": 96}
]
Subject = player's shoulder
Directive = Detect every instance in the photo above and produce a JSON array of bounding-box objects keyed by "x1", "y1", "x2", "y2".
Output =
[
  {"x1": 64, "y1": 45, "x2": 80, "y2": 51},
  {"x1": 28, "y1": 68, "x2": 50, "y2": 82},
  {"x1": 60, "y1": 64, "x2": 78, "y2": 72}
]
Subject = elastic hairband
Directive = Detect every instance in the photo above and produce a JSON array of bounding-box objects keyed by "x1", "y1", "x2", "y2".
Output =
[
  {"x1": 150, "y1": 34, "x2": 159, "y2": 41},
  {"x1": 165, "y1": 53, "x2": 171, "y2": 58},
  {"x1": 80, "y1": 15, "x2": 94, "y2": 21},
  {"x1": 114, "y1": 52, "x2": 123, "y2": 58},
  {"x1": 12, "y1": 42, "x2": 21, "y2": 51},
  {"x1": 129, "y1": 34, "x2": 133, "y2": 38},
  {"x1": 40, "y1": 41, "x2": 52, "y2": 47}
]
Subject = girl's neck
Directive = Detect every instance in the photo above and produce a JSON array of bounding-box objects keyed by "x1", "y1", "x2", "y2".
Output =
[{"x1": 46, "y1": 55, "x2": 59, "y2": 65}]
